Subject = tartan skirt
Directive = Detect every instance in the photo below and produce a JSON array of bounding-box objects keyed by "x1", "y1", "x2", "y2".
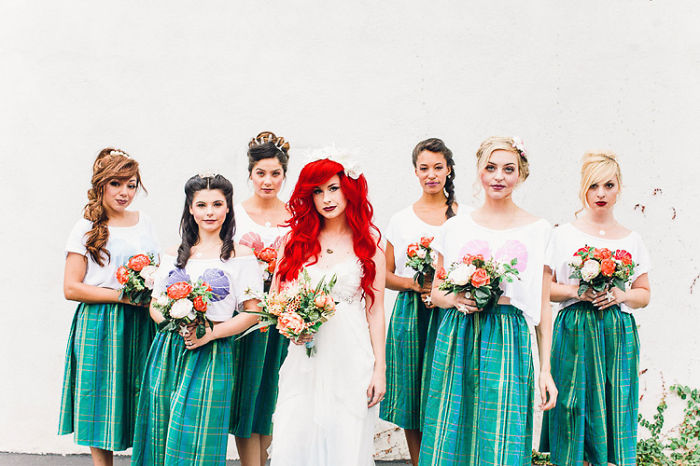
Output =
[
  {"x1": 131, "y1": 331, "x2": 234, "y2": 466},
  {"x1": 539, "y1": 302, "x2": 639, "y2": 466},
  {"x1": 380, "y1": 291, "x2": 436, "y2": 430},
  {"x1": 58, "y1": 302, "x2": 155, "y2": 451},
  {"x1": 230, "y1": 327, "x2": 289, "y2": 437},
  {"x1": 419, "y1": 305, "x2": 534, "y2": 466}
]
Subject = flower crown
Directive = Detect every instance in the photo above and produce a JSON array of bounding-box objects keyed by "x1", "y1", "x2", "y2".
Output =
[
  {"x1": 109, "y1": 149, "x2": 129, "y2": 158},
  {"x1": 511, "y1": 136, "x2": 527, "y2": 159},
  {"x1": 305, "y1": 146, "x2": 363, "y2": 180},
  {"x1": 252, "y1": 133, "x2": 287, "y2": 152}
]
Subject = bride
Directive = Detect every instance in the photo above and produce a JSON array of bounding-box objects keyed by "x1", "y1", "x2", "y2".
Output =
[{"x1": 269, "y1": 155, "x2": 386, "y2": 465}]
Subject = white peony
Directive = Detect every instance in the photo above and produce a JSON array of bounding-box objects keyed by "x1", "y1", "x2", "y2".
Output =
[
  {"x1": 170, "y1": 298, "x2": 194, "y2": 319},
  {"x1": 139, "y1": 265, "x2": 157, "y2": 289},
  {"x1": 570, "y1": 256, "x2": 583, "y2": 268},
  {"x1": 417, "y1": 248, "x2": 427, "y2": 259},
  {"x1": 156, "y1": 294, "x2": 170, "y2": 307},
  {"x1": 187, "y1": 309, "x2": 197, "y2": 320},
  {"x1": 449, "y1": 264, "x2": 476, "y2": 286},
  {"x1": 580, "y1": 260, "x2": 600, "y2": 281}
]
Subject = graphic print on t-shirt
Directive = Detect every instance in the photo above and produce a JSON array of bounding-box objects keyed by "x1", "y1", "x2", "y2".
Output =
[
  {"x1": 165, "y1": 267, "x2": 231, "y2": 302},
  {"x1": 458, "y1": 239, "x2": 529, "y2": 273}
]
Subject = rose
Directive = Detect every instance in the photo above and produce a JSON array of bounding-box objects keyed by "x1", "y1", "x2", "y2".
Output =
[
  {"x1": 416, "y1": 248, "x2": 427, "y2": 259},
  {"x1": 127, "y1": 254, "x2": 151, "y2": 272},
  {"x1": 570, "y1": 255, "x2": 583, "y2": 268},
  {"x1": 116, "y1": 266, "x2": 130, "y2": 285},
  {"x1": 580, "y1": 259, "x2": 601, "y2": 281},
  {"x1": 267, "y1": 258, "x2": 276, "y2": 274},
  {"x1": 614, "y1": 249, "x2": 633, "y2": 266},
  {"x1": 324, "y1": 295, "x2": 336, "y2": 311},
  {"x1": 170, "y1": 298, "x2": 194, "y2": 319},
  {"x1": 575, "y1": 246, "x2": 589, "y2": 256},
  {"x1": 258, "y1": 247, "x2": 277, "y2": 263},
  {"x1": 407, "y1": 244, "x2": 419, "y2": 258},
  {"x1": 139, "y1": 265, "x2": 157, "y2": 289},
  {"x1": 277, "y1": 311, "x2": 305, "y2": 335},
  {"x1": 314, "y1": 294, "x2": 327, "y2": 308},
  {"x1": 260, "y1": 325, "x2": 269, "y2": 333},
  {"x1": 600, "y1": 258, "x2": 616, "y2": 277},
  {"x1": 420, "y1": 236, "x2": 433, "y2": 248},
  {"x1": 193, "y1": 296, "x2": 208, "y2": 312},
  {"x1": 156, "y1": 294, "x2": 170, "y2": 306},
  {"x1": 167, "y1": 281, "x2": 194, "y2": 300},
  {"x1": 449, "y1": 264, "x2": 475, "y2": 286},
  {"x1": 436, "y1": 267, "x2": 447, "y2": 281},
  {"x1": 593, "y1": 248, "x2": 612, "y2": 260},
  {"x1": 470, "y1": 268, "x2": 491, "y2": 288}
]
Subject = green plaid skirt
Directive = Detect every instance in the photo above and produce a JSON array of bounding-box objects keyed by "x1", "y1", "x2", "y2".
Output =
[
  {"x1": 419, "y1": 305, "x2": 534, "y2": 466},
  {"x1": 58, "y1": 302, "x2": 155, "y2": 451},
  {"x1": 539, "y1": 302, "x2": 639, "y2": 466},
  {"x1": 230, "y1": 327, "x2": 289, "y2": 437},
  {"x1": 131, "y1": 331, "x2": 234, "y2": 465},
  {"x1": 420, "y1": 307, "x2": 446, "y2": 428},
  {"x1": 380, "y1": 291, "x2": 437, "y2": 430}
]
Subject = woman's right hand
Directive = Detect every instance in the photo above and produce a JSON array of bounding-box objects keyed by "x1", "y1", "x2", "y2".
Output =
[
  {"x1": 446, "y1": 292, "x2": 480, "y2": 314},
  {"x1": 578, "y1": 287, "x2": 598, "y2": 302},
  {"x1": 291, "y1": 333, "x2": 313, "y2": 345}
]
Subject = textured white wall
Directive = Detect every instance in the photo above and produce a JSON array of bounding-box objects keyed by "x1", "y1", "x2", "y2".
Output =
[{"x1": 1, "y1": 0, "x2": 699, "y2": 459}]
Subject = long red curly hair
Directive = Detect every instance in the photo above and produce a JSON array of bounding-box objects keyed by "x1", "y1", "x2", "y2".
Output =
[{"x1": 276, "y1": 158, "x2": 381, "y2": 304}]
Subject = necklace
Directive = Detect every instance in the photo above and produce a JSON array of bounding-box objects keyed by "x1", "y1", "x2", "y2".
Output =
[{"x1": 326, "y1": 248, "x2": 334, "y2": 254}]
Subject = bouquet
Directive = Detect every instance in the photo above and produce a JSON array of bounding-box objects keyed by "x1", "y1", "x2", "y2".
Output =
[
  {"x1": 240, "y1": 269, "x2": 338, "y2": 357},
  {"x1": 153, "y1": 279, "x2": 214, "y2": 338},
  {"x1": 438, "y1": 254, "x2": 520, "y2": 311},
  {"x1": 116, "y1": 253, "x2": 158, "y2": 306},
  {"x1": 239, "y1": 232, "x2": 281, "y2": 291},
  {"x1": 569, "y1": 246, "x2": 636, "y2": 297},
  {"x1": 405, "y1": 236, "x2": 437, "y2": 287}
]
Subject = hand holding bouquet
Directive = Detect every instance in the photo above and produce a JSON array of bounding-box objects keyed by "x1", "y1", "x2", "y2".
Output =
[
  {"x1": 241, "y1": 269, "x2": 338, "y2": 357},
  {"x1": 569, "y1": 246, "x2": 635, "y2": 299},
  {"x1": 438, "y1": 254, "x2": 520, "y2": 312},
  {"x1": 153, "y1": 279, "x2": 214, "y2": 339},
  {"x1": 116, "y1": 253, "x2": 158, "y2": 306},
  {"x1": 254, "y1": 247, "x2": 277, "y2": 288},
  {"x1": 405, "y1": 236, "x2": 437, "y2": 288}
]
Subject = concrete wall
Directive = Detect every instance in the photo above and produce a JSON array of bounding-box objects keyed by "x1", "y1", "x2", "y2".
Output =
[{"x1": 1, "y1": 0, "x2": 698, "y2": 459}]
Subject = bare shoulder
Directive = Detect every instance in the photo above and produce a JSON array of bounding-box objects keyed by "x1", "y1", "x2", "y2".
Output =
[
  {"x1": 235, "y1": 243, "x2": 255, "y2": 257},
  {"x1": 165, "y1": 245, "x2": 179, "y2": 256}
]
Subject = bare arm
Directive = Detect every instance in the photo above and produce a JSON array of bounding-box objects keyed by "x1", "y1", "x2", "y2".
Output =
[
  {"x1": 63, "y1": 252, "x2": 131, "y2": 305},
  {"x1": 549, "y1": 270, "x2": 579, "y2": 302},
  {"x1": 428, "y1": 252, "x2": 476, "y2": 312},
  {"x1": 593, "y1": 273, "x2": 651, "y2": 310},
  {"x1": 535, "y1": 266, "x2": 557, "y2": 411},
  {"x1": 366, "y1": 248, "x2": 387, "y2": 408},
  {"x1": 385, "y1": 241, "x2": 424, "y2": 293}
]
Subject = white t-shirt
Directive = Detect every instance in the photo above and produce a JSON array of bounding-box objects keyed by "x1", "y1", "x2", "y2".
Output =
[
  {"x1": 233, "y1": 203, "x2": 289, "y2": 252},
  {"x1": 549, "y1": 222, "x2": 651, "y2": 314},
  {"x1": 65, "y1": 212, "x2": 160, "y2": 290},
  {"x1": 385, "y1": 205, "x2": 471, "y2": 279},
  {"x1": 152, "y1": 253, "x2": 263, "y2": 322},
  {"x1": 434, "y1": 213, "x2": 553, "y2": 326}
]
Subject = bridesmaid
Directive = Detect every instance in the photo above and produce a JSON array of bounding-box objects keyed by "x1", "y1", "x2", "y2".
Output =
[
  {"x1": 420, "y1": 136, "x2": 558, "y2": 465},
  {"x1": 380, "y1": 138, "x2": 459, "y2": 465},
  {"x1": 132, "y1": 174, "x2": 262, "y2": 465},
  {"x1": 231, "y1": 131, "x2": 291, "y2": 466},
  {"x1": 59, "y1": 148, "x2": 158, "y2": 466},
  {"x1": 539, "y1": 152, "x2": 651, "y2": 466}
]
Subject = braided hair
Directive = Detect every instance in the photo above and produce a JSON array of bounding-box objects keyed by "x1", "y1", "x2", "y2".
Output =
[{"x1": 411, "y1": 138, "x2": 457, "y2": 219}]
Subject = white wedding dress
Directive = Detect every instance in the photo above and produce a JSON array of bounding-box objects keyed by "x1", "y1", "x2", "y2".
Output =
[{"x1": 270, "y1": 257, "x2": 378, "y2": 466}]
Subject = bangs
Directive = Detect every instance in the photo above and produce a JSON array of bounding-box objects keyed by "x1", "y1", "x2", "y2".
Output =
[{"x1": 586, "y1": 163, "x2": 619, "y2": 188}]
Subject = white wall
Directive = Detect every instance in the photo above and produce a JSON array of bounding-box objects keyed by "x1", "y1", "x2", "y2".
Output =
[{"x1": 1, "y1": 0, "x2": 699, "y2": 459}]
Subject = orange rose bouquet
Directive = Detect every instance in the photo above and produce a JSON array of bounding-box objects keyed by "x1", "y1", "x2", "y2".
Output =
[
  {"x1": 240, "y1": 269, "x2": 338, "y2": 357},
  {"x1": 405, "y1": 236, "x2": 437, "y2": 287},
  {"x1": 438, "y1": 254, "x2": 520, "y2": 311},
  {"x1": 254, "y1": 247, "x2": 278, "y2": 290},
  {"x1": 153, "y1": 279, "x2": 214, "y2": 338},
  {"x1": 569, "y1": 246, "x2": 636, "y2": 297},
  {"x1": 115, "y1": 253, "x2": 159, "y2": 306}
]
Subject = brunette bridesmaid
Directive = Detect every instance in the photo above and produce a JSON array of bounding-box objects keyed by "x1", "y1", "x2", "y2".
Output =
[
  {"x1": 379, "y1": 138, "x2": 460, "y2": 465},
  {"x1": 230, "y1": 131, "x2": 291, "y2": 466},
  {"x1": 59, "y1": 148, "x2": 158, "y2": 466}
]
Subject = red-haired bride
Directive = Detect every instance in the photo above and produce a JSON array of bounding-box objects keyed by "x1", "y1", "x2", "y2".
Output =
[{"x1": 269, "y1": 153, "x2": 386, "y2": 466}]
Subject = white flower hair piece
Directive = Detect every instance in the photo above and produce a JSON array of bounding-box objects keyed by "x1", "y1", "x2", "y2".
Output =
[
  {"x1": 305, "y1": 146, "x2": 363, "y2": 180},
  {"x1": 109, "y1": 149, "x2": 129, "y2": 157},
  {"x1": 511, "y1": 136, "x2": 527, "y2": 159},
  {"x1": 198, "y1": 171, "x2": 218, "y2": 178}
]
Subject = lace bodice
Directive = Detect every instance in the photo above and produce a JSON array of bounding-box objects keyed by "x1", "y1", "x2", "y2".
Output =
[{"x1": 306, "y1": 257, "x2": 364, "y2": 306}]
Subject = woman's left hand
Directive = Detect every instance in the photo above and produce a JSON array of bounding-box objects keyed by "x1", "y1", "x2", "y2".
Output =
[
  {"x1": 538, "y1": 370, "x2": 558, "y2": 411},
  {"x1": 183, "y1": 325, "x2": 214, "y2": 350},
  {"x1": 366, "y1": 369, "x2": 386, "y2": 408},
  {"x1": 593, "y1": 287, "x2": 626, "y2": 310}
]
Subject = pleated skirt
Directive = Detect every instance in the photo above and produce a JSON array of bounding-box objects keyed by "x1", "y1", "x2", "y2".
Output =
[
  {"x1": 131, "y1": 332, "x2": 234, "y2": 466},
  {"x1": 419, "y1": 305, "x2": 534, "y2": 466},
  {"x1": 539, "y1": 302, "x2": 639, "y2": 466},
  {"x1": 230, "y1": 328, "x2": 289, "y2": 437},
  {"x1": 58, "y1": 302, "x2": 155, "y2": 451},
  {"x1": 380, "y1": 291, "x2": 438, "y2": 430}
]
